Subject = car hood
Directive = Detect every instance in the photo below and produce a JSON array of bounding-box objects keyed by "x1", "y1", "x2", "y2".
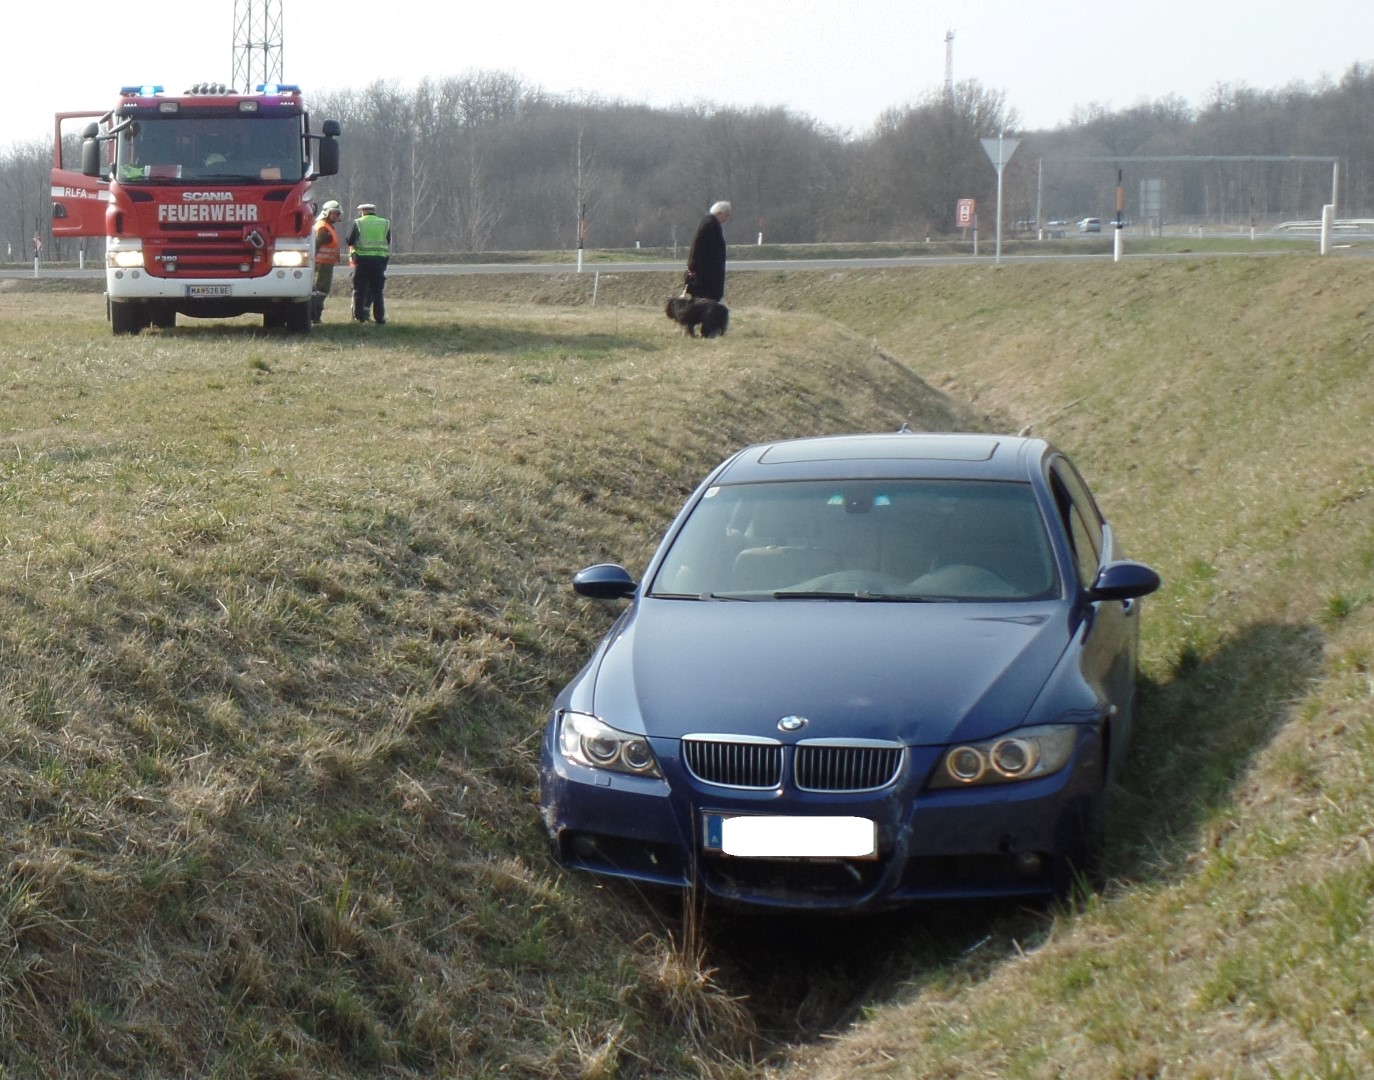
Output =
[{"x1": 585, "y1": 598, "x2": 1074, "y2": 746}]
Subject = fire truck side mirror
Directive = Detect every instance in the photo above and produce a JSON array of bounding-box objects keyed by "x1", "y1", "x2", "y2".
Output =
[
  {"x1": 322, "y1": 119, "x2": 341, "y2": 138},
  {"x1": 81, "y1": 136, "x2": 105, "y2": 179},
  {"x1": 315, "y1": 137, "x2": 339, "y2": 178}
]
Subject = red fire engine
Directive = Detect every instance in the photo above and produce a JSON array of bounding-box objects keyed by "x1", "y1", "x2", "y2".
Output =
[{"x1": 51, "y1": 83, "x2": 340, "y2": 335}]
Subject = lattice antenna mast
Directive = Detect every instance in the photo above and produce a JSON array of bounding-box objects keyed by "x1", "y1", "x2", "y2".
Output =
[
  {"x1": 944, "y1": 29, "x2": 955, "y2": 103},
  {"x1": 232, "y1": 0, "x2": 284, "y2": 92}
]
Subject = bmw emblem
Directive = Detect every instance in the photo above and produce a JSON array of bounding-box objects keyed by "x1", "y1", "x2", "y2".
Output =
[{"x1": 777, "y1": 715, "x2": 808, "y2": 733}]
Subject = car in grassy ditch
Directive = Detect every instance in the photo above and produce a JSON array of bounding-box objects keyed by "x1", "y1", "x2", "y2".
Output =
[{"x1": 538, "y1": 431, "x2": 1161, "y2": 910}]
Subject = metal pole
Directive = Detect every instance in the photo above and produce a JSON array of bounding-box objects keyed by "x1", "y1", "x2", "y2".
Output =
[
  {"x1": 994, "y1": 135, "x2": 1004, "y2": 264},
  {"x1": 980, "y1": 136, "x2": 1018, "y2": 264}
]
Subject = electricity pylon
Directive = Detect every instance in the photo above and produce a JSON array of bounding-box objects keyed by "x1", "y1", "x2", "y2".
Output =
[{"x1": 232, "y1": 0, "x2": 284, "y2": 91}]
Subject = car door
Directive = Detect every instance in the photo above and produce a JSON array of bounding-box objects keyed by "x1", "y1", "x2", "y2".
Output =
[{"x1": 1048, "y1": 456, "x2": 1140, "y2": 779}]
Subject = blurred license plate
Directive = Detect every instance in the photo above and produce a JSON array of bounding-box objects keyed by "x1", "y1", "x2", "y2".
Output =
[
  {"x1": 703, "y1": 814, "x2": 876, "y2": 859},
  {"x1": 185, "y1": 285, "x2": 232, "y2": 298}
]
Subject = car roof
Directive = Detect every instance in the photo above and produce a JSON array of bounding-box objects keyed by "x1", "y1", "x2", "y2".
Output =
[{"x1": 712, "y1": 432, "x2": 1052, "y2": 485}]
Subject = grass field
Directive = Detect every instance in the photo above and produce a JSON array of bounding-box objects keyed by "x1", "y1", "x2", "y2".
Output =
[{"x1": 0, "y1": 251, "x2": 1371, "y2": 1078}]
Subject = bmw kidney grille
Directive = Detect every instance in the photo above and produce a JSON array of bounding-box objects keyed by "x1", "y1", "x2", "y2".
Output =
[{"x1": 681, "y1": 737, "x2": 904, "y2": 792}]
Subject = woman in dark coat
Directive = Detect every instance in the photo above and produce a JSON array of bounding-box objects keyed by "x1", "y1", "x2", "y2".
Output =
[{"x1": 685, "y1": 200, "x2": 731, "y2": 301}]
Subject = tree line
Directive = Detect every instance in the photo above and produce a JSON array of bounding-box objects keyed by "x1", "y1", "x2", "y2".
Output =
[{"x1": 9, "y1": 62, "x2": 1374, "y2": 261}]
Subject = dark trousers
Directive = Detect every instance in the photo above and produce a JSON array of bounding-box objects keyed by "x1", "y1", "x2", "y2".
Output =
[
  {"x1": 351, "y1": 256, "x2": 389, "y2": 322},
  {"x1": 311, "y1": 263, "x2": 335, "y2": 322}
]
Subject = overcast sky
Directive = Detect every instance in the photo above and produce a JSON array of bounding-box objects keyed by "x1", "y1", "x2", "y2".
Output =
[{"x1": 9, "y1": 0, "x2": 1372, "y2": 150}]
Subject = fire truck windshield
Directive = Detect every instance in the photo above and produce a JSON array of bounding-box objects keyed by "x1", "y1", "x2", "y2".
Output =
[{"x1": 117, "y1": 116, "x2": 304, "y2": 183}]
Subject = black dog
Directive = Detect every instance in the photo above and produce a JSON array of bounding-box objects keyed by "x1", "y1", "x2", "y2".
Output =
[{"x1": 665, "y1": 296, "x2": 729, "y2": 338}]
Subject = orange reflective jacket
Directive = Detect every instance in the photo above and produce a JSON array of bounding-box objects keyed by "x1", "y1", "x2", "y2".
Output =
[{"x1": 314, "y1": 219, "x2": 341, "y2": 265}]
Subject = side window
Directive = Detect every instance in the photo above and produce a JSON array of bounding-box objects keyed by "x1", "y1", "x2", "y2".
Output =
[
  {"x1": 1048, "y1": 460, "x2": 1104, "y2": 588},
  {"x1": 1065, "y1": 502, "x2": 1099, "y2": 587}
]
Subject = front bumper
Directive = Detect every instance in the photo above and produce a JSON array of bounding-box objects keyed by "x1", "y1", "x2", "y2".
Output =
[
  {"x1": 107, "y1": 267, "x2": 313, "y2": 301},
  {"x1": 539, "y1": 724, "x2": 1106, "y2": 910}
]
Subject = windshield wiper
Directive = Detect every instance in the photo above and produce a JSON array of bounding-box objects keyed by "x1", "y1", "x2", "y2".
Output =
[{"x1": 772, "y1": 590, "x2": 935, "y2": 602}]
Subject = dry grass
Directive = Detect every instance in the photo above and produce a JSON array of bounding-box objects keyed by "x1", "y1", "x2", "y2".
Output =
[
  {"x1": 742, "y1": 255, "x2": 1374, "y2": 1079},
  {"x1": 0, "y1": 275, "x2": 975, "y2": 1078},
  {"x1": 1, "y1": 251, "x2": 1371, "y2": 1078}
]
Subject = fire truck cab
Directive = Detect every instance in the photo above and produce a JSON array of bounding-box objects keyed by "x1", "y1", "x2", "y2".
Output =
[{"x1": 52, "y1": 83, "x2": 340, "y2": 335}]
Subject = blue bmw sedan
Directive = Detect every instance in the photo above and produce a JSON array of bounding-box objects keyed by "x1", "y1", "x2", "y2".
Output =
[{"x1": 539, "y1": 432, "x2": 1160, "y2": 910}]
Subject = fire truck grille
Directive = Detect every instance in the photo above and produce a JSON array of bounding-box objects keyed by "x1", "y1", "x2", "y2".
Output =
[{"x1": 148, "y1": 242, "x2": 264, "y2": 277}]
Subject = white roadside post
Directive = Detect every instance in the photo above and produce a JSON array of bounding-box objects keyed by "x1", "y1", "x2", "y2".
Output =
[
  {"x1": 980, "y1": 135, "x2": 1020, "y2": 265},
  {"x1": 1113, "y1": 169, "x2": 1126, "y2": 262}
]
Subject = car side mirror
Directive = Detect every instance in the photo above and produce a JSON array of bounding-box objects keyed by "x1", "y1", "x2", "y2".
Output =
[
  {"x1": 572, "y1": 563, "x2": 637, "y2": 600},
  {"x1": 1089, "y1": 560, "x2": 1161, "y2": 602}
]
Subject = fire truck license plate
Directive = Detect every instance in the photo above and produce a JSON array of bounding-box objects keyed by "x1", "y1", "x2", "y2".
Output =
[{"x1": 185, "y1": 285, "x2": 232, "y2": 298}]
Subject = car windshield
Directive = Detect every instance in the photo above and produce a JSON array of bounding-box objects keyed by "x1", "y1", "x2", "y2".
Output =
[{"x1": 649, "y1": 478, "x2": 1059, "y2": 601}]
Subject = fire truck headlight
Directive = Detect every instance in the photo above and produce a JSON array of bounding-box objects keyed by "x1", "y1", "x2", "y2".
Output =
[
  {"x1": 107, "y1": 242, "x2": 144, "y2": 269},
  {"x1": 272, "y1": 240, "x2": 310, "y2": 269}
]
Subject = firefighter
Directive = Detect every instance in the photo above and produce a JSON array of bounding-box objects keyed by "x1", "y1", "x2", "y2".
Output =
[
  {"x1": 346, "y1": 202, "x2": 392, "y2": 324},
  {"x1": 311, "y1": 200, "x2": 343, "y2": 323}
]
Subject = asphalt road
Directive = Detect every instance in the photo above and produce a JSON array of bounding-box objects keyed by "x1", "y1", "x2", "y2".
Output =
[{"x1": 0, "y1": 246, "x2": 1310, "y2": 283}]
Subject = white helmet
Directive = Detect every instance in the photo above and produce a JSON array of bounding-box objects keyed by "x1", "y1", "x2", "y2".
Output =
[{"x1": 321, "y1": 199, "x2": 341, "y2": 214}]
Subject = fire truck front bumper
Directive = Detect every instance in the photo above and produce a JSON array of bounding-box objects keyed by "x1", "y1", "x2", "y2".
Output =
[{"x1": 106, "y1": 267, "x2": 314, "y2": 302}]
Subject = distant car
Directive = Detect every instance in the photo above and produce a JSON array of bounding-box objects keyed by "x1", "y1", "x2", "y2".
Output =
[
  {"x1": 539, "y1": 431, "x2": 1161, "y2": 910},
  {"x1": 1078, "y1": 217, "x2": 1102, "y2": 233},
  {"x1": 1047, "y1": 219, "x2": 1068, "y2": 227}
]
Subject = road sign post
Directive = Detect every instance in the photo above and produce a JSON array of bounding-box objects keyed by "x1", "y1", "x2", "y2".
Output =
[
  {"x1": 956, "y1": 198, "x2": 975, "y2": 249},
  {"x1": 980, "y1": 136, "x2": 1020, "y2": 264}
]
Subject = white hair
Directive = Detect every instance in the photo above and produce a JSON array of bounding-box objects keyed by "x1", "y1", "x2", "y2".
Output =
[{"x1": 709, "y1": 200, "x2": 732, "y2": 215}]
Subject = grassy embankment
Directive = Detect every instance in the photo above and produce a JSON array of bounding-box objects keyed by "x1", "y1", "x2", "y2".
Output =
[{"x1": 0, "y1": 250, "x2": 1371, "y2": 1078}]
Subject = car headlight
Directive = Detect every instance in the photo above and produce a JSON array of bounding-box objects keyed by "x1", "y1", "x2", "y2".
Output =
[
  {"x1": 930, "y1": 725, "x2": 1078, "y2": 788},
  {"x1": 558, "y1": 711, "x2": 662, "y2": 778}
]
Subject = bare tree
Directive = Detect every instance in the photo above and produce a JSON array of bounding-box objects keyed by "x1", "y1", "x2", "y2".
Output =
[
  {"x1": 1, "y1": 141, "x2": 51, "y2": 263},
  {"x1": 12, "y1": 65, "x2": 1374, "y2": 258},
  {"x1": 456, "y1": 139, "x2": 502, "y2": 252}
]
